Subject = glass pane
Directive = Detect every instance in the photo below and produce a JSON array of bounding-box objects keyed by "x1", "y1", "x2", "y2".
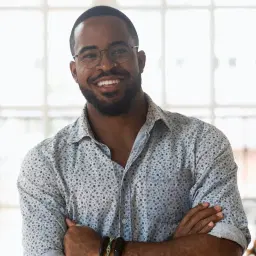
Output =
[
  {"x1": 214, "y1": 0, "x2": 256, "y2": 6},
  {"x1": 166, "y1": 0, "x2": 210, "y2": 5},
  {"x1": 0, "y1": 209, "x2": 22, "y2": 256},
  {"x1": 0, "y1": 0, "x2": 42, "y2": 6},
  {"x1": 48, "y1": 11, "x2": 86, "y2": 106},
  {"x1": 49, "y1": 109, "x2": 82, "y2": 118},
  {"x1": 0, "y1": 118, "x2": 43, "y2": 206},
  {"x1": 1, "y1": 109, "x2": 43, "y2": 118},
  {"x1": 0, "y1": 11, "x2": 44, "y2": 106},
  {"x1": 247, "y1": 150, "x2": 256, "y2": 180},
  {"x1": 215, "y1": 108, "x2": 256, "y2": 118},
  {"x1": 233, "y1": 149, "x2": 245, "y2": 181},
  {"x1": 49, "y1": 118, "x2": 77, "y2": 137},
  {"x1": 215, "y1": 10, "x2": 256, "y2": 105},
  {"x1": 214, "y1": 118, "x2": 249, "y2": 191},
  {"x1": 117, "y1": 0, "x2": 160, "y2": 6},
  {"x1": 245, "y1": 118, "x2": 256, "y2": 149},
  {"x1": 236, "y1": 149, "x2": 256, "y2": 199},
  {"x1": 242, "y1": 199, "x2": 256, "y2": 249},
  {"x1": 122, "y1": 10, "x2": 163, "y2": 105},
  {"x1": 215, "y1": 110, "x2": 256, "y2": 148},
  {"x1": 48, "y1": 0, "x2": 92, "y2": 6},
  {"x1": 165, "y1": 10, "x2": 210, "y2": 105},
  {"x1": 167, "y1": 108, "x2": 210, "y2": 119},
  {"x1": 215, "y1": 118, "x2": 245, "y2": 150}
]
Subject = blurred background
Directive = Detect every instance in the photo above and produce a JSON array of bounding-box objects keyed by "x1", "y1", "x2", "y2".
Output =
[{"x1": 0, "y1": 0, "x2": 256, "y2": 255}]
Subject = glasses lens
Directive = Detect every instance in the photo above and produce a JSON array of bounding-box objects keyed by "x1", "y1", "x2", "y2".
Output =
[
  {"x1": 78, "y1": 49, "x2": 100, "y2": 68},
  {"x1": 109, "y1": 44, "x2": 131, "y2": 64}
]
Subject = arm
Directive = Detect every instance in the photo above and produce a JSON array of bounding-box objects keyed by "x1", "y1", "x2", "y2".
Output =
[
  {"x1": 122, "y1": 234, "x2": 242, "y2": 256},
  {"x1": 17, "y1": 144, "x2": 67, "y2": 256},
  {"x1": 64, "y1": 124, "x2": 251, "y2": 256},
  {"x1": 64, "y1": 225, "x2": 242, "y2": 256},
  {"x1": 64, "y1": 203, "x2": 226, "y2": 256},
  {"x1": 189, "y1": 123, "x2": 250, "y2": 250}
]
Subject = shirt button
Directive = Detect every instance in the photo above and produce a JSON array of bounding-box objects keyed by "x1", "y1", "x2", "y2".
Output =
[{"x1": 122, "y1": 219, "x2": 126, "y2": 225}]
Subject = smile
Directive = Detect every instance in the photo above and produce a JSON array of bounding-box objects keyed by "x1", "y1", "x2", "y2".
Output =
[{"x1": 97, "y1": 79, "x2": 120, "y2": 87}]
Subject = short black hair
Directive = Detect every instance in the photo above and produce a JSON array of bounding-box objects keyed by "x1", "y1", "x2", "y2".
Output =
[{"x1": 69, "y1": 5, "x2": 139, "y2": 56}]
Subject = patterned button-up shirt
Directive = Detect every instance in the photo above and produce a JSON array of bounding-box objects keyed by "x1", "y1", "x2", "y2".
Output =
[{"x1": 18, "y1": 95, "x2": 251, "y2": 256}]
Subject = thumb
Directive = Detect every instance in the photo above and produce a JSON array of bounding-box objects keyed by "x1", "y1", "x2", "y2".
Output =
[{"x1": 66, "y1": 218, "x2": 76, "y2": 228}]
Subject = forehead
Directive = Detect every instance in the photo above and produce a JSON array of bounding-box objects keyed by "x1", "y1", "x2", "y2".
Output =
[{"x1": 74, "y1": 16, "x2": 134, "y2": 51}]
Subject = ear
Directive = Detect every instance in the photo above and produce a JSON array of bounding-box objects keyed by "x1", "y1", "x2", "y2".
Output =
[
  {"x1": 70, "y1": 61, "x2": 78, "y2": 83},
  {"x1": 137, "y1": 50, "x2": 146, "y2": 74}
]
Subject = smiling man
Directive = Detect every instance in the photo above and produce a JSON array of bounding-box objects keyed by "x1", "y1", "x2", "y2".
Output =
[{"x1": 18, "y1": 5, "x2": 250, "y2": 256}]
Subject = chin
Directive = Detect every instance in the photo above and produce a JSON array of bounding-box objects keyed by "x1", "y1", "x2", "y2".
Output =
[
  {"x1": 82, "y1": 85, "x2": 138, "y2": 115},
  {"x1": 95, "y1": 96, "x2": 132, "y2": 116}
]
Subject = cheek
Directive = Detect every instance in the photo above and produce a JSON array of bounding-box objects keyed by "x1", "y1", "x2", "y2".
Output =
[
  {"x1": 130, "y1": 58, "x2": 142, "y2": 76},
  {"x1": 121, "y1": 61, "x2": 140, "y2": 78},
  {"x1": 76, "y1": 66, "x2": 92, "y2": 84}
]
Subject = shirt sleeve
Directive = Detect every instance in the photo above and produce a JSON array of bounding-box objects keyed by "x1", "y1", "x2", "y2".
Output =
[
  {"x1": 17, "y1": 143, "x2": 66, "y2": 256},
  {"x1": 190, "y1": 123, "x2": 251, "y2": 251}
]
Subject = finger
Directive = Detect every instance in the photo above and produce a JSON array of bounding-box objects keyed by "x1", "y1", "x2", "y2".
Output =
[
  {"x1": 190, "y1": 211, "x2": 224, "y2": 233},
  {"x1": 198, "y1": 221, "x2": 215, "y2": 234},
  {"x1": 66, "y1": 218, "x2": 76, "y2": 228},
  {"x1": 179, "y1": 202, "x2": 210, "y2": 226},
  {"x1": 185, "y1": 205, "x2": 222, "y2": 231}
]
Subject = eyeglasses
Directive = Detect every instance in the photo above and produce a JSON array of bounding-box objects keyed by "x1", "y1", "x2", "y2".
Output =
[{"x1": 73, "y1": 43, "x2": 139, "y2": 69}]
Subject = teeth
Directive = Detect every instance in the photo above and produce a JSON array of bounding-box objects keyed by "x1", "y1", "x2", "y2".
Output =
[{"x1": 97, "y1": 80, "x2": 120, "y2": 87}]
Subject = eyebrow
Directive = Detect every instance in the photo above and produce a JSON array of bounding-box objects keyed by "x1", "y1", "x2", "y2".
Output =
[
  {"x1": 109, "y1": 40, "x2": 128, "y2": 47},
  {"x1": 77, "y1": 41, "x2": 128, "y2": 55},
  {"x1": 77, "y1": 45, "x2": 98, "y2": 55}
]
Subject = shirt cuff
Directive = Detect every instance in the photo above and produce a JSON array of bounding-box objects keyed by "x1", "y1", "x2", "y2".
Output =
[
  {"x1": 208, "y1": 222, "x2": 248, "y2": 250},
  {"x1": 41, "y1": 250, "x2": 65, "y2": 256}
]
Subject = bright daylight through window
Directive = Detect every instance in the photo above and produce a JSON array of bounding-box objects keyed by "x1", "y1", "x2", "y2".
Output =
[{"x1": 0, "y1": 1, "x2": 255, "y2": 255}]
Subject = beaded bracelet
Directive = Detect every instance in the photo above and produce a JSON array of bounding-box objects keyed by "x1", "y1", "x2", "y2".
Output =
[{"x1": 105, "y1": 237, "x2": 115, "y2": 256}]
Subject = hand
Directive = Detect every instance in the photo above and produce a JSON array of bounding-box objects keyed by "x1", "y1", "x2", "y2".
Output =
[
  {"x1": 64, "y1": 219, "x2": 101, "y2": 256},
  {"x1": 173, "y1": 202, "x2": 224, "y2": 239}
]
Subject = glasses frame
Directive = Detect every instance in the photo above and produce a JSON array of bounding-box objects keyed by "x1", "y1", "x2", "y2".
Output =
[{"x1": 73, "y1": 44, "x2": 139, "y2": 69}]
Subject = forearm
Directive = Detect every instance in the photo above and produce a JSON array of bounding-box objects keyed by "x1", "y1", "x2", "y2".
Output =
[{"x1": 120, "y1": 234, "x2": 243, "y2": 256}]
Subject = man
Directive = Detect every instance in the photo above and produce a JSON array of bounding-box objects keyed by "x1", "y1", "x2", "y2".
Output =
[{"x1": 18, "y1": 5, "x2": 250, "y2": 256}]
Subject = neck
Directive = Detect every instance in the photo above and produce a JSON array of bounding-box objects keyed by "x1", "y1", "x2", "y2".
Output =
[{"x1": 87, "y1": 92, "x2": 148, "y2": 146}]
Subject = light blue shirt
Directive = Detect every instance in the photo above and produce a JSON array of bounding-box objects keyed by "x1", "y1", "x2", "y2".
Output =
[{"x1": 18, "y1": 95, "x2": 251, "y2": 256}]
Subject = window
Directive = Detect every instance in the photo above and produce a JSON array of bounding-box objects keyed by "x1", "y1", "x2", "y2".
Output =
[
  {"x1": 1, "y1": 0, "x2": 255, "y2": 215},
  {"x1": 0, "y1": 115, "x2": 43, "y2": 206},
  {"x1": 47, "y1": 11, "x2": 85, "y2": 106},
  {"x1": 165, "y1": 10, "x2": 211, "y2": 106},
  {"x1": 215, "y1": 9, "x2": 256, "y2": 105},
  {"x1": 1, "y1": 1, "x2": 256, "y2": 254},
  {"x1": 0, "y1": 11, "x2": 44, "y2": 106},
  {"x1": 122, "y1": 10, "x2": 163, "y2": 105}
]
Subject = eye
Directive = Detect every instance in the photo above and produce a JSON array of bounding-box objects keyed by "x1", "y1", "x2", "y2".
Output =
[
  {"x1": 112, "y1": 48, "x2": 128, "y2": 55},
  {"x1": 81, "y1": 53, "x2": 97, "y2": 59}
]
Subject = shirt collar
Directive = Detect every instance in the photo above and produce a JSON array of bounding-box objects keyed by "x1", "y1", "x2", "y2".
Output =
[
  {"x1": 67, "y1": 93, "x2": 172, "y2": 144},
  {"x1": 67, "y1": 106, "x2": 92, "y2": 144},
  {"x1": 144, "y1": 94, "x2": 172, "y2": 133}
]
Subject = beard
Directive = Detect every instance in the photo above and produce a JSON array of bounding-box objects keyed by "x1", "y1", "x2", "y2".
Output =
[{"x1": 79, "y1": 73, "x2": 142, "y2": 116}]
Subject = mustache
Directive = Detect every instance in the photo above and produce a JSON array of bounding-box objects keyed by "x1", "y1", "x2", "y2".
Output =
[{"x1": 88, "y1": 68, "x2": 130, "y2": 84}]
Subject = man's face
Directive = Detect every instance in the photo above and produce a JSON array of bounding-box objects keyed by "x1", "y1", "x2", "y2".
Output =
[{"x1": 70, "y1": 16, "x2": 146, "y2": 116}]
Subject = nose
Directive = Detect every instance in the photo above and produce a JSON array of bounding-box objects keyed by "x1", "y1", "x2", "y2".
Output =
[{"x1": 96, "y1": 50, "x2": 115, "y2": 71}]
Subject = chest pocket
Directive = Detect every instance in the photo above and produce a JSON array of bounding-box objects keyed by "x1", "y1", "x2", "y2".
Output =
[{"x1": 133, "y1": 168, "x2": 193, "y2": 229}]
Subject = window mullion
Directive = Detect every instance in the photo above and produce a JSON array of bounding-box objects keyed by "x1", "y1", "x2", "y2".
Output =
[{"x1": 43, "y1": 0, "x2": 49, "y2": 138}]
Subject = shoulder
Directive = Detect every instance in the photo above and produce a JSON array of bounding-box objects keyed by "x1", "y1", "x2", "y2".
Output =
[
  {"x1": 21, "y1": 120, "x2": 78, "y2": 169},
  {"x1": 162, "y1": 109, "x2": 228, "y2": 144}
]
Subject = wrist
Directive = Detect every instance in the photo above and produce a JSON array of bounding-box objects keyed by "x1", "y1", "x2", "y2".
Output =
[
  {"x1": 110, "y1": 237, "x2": 126, "y2": 256},
  {"x1": 93, "y1": 239, "x2": 102, "y2": 256}
]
